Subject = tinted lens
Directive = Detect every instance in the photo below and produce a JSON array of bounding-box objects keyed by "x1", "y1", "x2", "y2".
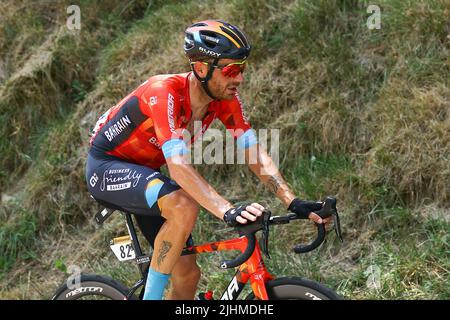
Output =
[{"x1": 222, "y1": 63, "x2": 246, "y2": 78}]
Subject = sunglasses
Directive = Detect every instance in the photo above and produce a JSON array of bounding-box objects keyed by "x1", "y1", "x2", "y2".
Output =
[{"x1": 194, "y1": 60, "x2": 247, "y2": 78}]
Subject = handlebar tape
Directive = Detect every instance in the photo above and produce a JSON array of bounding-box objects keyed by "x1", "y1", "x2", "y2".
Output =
[{"x1": 220, "y1": 234, "x2": 256, "y2": 269}]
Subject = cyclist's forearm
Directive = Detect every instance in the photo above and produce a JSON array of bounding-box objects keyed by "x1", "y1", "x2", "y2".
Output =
[
  {"x1": 247, "y1": 145, "x2": 296, "y2": 208},
  {"x1": 166, "y1": 155, "x2": 233, "y2": 219}
]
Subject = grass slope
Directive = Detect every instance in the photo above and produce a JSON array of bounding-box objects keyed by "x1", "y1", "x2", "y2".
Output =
[{"x1": 0, "y1": 0, "x2": 448, "y2": 299}]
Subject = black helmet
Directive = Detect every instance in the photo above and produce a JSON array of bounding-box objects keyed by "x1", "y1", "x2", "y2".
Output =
[{"x1": 184, "y1": 19, "x2": 251, "y2": 61}]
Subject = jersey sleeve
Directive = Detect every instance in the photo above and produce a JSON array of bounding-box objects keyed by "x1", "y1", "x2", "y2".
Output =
[{"x1": 218, "y1": 93, "x2": 257, "y2": 149}]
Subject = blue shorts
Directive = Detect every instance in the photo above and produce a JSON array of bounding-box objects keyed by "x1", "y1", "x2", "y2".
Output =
[{"x1": 86, "y1": 152, "x2": 193, "y2": 247}]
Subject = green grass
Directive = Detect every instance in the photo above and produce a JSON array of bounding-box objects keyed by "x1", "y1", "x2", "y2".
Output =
[
  {"x1": 0, "y1": 202, "x2": 38, "y2": 276},
  {"x1": 339, "y1": 214, "x2": 450, "y2": 299},
  {"x1": 288, "y1": 154, "x2": 351, "y2": 198}
]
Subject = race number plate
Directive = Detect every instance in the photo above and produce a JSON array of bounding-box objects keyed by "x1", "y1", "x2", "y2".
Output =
[{"x1": 110, "y1": 236, "x2": 135, "y2": 261}]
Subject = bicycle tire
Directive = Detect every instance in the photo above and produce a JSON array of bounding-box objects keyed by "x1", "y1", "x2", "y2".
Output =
[
  {"x1": 245, "y1": 276, "x2": 342, "y2": 300},
  {"x1": 52, "y1": 274, "x2": 136, "y2": 300}
]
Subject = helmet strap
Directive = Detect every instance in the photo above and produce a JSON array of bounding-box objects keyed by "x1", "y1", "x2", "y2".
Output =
[{"x1": 191, "y1": 58, "x2": 219, "y2": 100}]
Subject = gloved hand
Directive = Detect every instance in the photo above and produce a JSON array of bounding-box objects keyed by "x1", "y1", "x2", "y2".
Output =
[
  {"x1": 288, "y1": 198, "x2": 323, "y2": 220},
  {"x1": 223, "y1": 203, "x2": 264, "y2": 227}
]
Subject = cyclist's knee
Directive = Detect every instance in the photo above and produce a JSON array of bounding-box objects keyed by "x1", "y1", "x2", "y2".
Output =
[{"x1": 160, "y1": 189, "x2": 199, "y2": 225}]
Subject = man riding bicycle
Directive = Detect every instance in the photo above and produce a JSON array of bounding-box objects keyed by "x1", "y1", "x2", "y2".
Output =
[{"x1": 86, "y1": 19, "x2": 329, "y2": 300}]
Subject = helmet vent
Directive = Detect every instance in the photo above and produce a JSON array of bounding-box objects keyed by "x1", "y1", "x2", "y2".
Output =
[
  {"x1": 201, "y1": 31, "x2": 220, "y2": 49},
  {"x1": 184, "y1": 33, "x2": 195, "y2": 50}
]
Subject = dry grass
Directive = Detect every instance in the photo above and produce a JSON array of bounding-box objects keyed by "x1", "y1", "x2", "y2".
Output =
[{"x1": 365, "y1": 82, "x2": 450, "y2": 206}]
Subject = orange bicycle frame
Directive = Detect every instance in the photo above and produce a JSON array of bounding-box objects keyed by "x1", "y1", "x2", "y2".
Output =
[{"x1": 182, "y1": 236, "x2": 274, "y2": 300}]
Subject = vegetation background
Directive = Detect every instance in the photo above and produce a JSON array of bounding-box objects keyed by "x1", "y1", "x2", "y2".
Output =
[{"x1": 0, "y1": 0, "x2": 448, "y2": 299}]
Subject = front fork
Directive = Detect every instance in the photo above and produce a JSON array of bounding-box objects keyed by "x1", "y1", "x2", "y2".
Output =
[{"x1": 247, "y1": 241, "x2": 274, "y2": 300}]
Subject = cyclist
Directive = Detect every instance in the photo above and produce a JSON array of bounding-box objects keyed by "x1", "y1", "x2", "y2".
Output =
[{"x1": 86, "y1": 19, "x2": 329, "y2": 300}]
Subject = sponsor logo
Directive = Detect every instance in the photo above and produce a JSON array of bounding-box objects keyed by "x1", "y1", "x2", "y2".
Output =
[
  {"x1": 167, "y1": 93, "x2": 175, "y2": 133},
  {"x1": 253, "y1": 274, "x2": 264, "y2": 281},
  {"x1": 220, "y1": 277, "x2": 239, "y2": 300},
  {"x1": 66, "y1": 286, "x2": 103, "y2": 298},
  {"x1": 146, "y1": 172, "x2": 161, "y2": 180},
  {"x1": 89, "y1": 173, "x2": 99, "y2": 187},
  {"x1": 305, "y1": 292, "x2": 322, "y2": 300},
  {"x1": 100, "y1": 169, "x2": 143, "y2": 192},
  {"x1": 199, "y1": 47, "x2": 221, "y2": 58},
  {"x1": 203, "y1": 35, "x2": 219, "y2": 44},
  {"x1": 108, "y1": 169, "x2": 129, "y2": 174},
  {"x1": 150, "y1": 96, "x2": 157, "y2": 106},
  {"x1": 234, "y1": 93, "x2": 249, "y2": 124},
  {"x1": 136, "y1": 256, "x2": 151, "y2": 264},
  {"x1": 148, "y1": 136, "x2": 161, "y2": 148},
  {"x1": 107, "y1": 182, "x2": 131, "y2": 191},
  {"x1": 104, "y1": 115, "x2": 132, "y2": 142}
]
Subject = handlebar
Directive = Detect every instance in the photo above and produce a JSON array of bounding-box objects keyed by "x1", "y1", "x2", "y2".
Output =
[
  {"x1": 293, "y1": 197, "x2": 342, "y2": 253},
  {"x1": 220, "y1": 234, "x2": 256, "y2": 269},
  {"x1": 219, "y1": 197, "x2": 343, "y2": 269}
]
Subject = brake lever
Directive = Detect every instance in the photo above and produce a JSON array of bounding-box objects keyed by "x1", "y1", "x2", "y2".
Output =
[
  {"x1": 260, "y1": 210, "x2": 271, "y2": 259},
  {"x1": 317, "y1": 197, "x2": 343, "y2": 243},
  {"x1": 293, "y1": 196, "x2": 343, "y2": 254}
]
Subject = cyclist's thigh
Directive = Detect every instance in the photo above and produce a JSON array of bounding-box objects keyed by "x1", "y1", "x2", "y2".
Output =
[
  {"x1": 86, "y1": 153, "x2": 180, "y2": 215},
  {"x1": 86, "y1": 153, "x2": 193, "y2": 247}
]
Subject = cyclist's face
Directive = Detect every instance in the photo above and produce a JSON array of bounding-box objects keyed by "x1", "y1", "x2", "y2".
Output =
[{"x1": 209, "y1": 58, "x2": 245, "y2": 100}]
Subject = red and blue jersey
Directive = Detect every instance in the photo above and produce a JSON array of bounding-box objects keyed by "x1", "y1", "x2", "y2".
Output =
[{"x1": 89, "y1": 72, "x2": 254, "y2": 169}]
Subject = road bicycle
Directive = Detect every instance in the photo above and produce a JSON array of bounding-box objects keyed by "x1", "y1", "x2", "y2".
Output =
[{"x1": 52, "y1": 197, "x2": 343, "y2": 300}]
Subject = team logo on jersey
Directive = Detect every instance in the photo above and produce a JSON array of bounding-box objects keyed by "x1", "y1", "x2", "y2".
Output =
[
  {"x1": 235, "y1": 93, "x2": 249, "y2": 124},
  {"x1": 167, "y1": 93, "x2": 176, "y2": 133},
  {"x1": 148, "y1": 136, "x2": 161, "y2": 148},
  {"x1": 89, "y1": 173, "x2": 99, "y2": 187},
  {"x1": 150, "y1": 96, "x2": 157, "y2": 106},
  {"x1": 104, "y1": 115, "x2": 132, "y2": 142}
]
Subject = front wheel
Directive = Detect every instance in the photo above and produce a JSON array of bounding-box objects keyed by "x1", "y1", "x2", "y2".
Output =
[
  {"x1": 52, "y1": 274, "x2": 136, "y2": 300},
  {"x1": 246, "y1": 277, "x2": 342, "y2": 300}
]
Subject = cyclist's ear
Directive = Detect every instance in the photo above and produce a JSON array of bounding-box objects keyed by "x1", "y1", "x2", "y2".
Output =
[{"x1": 191, "y1": 61, "x2": 208, "y2": 77}]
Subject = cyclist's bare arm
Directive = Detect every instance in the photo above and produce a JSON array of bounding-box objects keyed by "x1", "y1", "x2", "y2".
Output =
[
  {"x1": 166, "y1": 153, "x2": 263, "y2": 223},
  {"x1": 245, "y1": 144, "x2": 295, "y2": 207},
  {"x1": 245, "y1": 144, "x2": 330, "y2": 224}
]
